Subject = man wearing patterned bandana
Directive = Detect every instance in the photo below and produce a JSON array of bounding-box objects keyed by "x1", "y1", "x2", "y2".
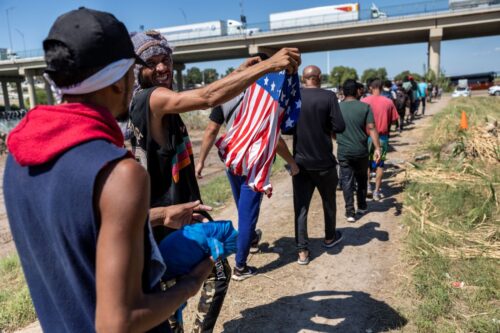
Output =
[{"x1": 129, "y1": 30, "x2": 301, "y2": 333}]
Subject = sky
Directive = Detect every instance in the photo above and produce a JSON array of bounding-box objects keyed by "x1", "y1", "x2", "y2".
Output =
[{"x1": 0, "y1": 0, "x2": 499, "y2": 79}]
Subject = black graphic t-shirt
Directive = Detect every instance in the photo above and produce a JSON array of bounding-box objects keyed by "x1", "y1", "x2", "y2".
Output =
[{"x1": 129, "y1": 87, "x2": 201, "y2": 207}]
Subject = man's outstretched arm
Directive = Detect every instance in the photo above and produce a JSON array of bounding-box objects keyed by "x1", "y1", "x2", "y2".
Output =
[
  {"x1": 276, "y1": 137, "x2": 299, "y2": 176},
  {"x1": 196, "y1": 120, "x2": 222, "y2": 179},
  {"x1": 94, "y1": 158, "x2": 212, "y2": 333},
  {"x1": 150, "y1": 48, "x2": 301, "y2": 116}
]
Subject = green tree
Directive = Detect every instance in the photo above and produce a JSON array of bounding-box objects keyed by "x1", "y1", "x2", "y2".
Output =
[
  {"x1": 424, "y1": 69, "x2": 437, "y2": 83},
  {"x1": 186, "y1": 67, "x2": 202, "y2": 85},
  {"x1": 361, "y1": 67, "x2": 388, "y2": 84},
  {"x1": 224, "y1": 67, "x2": 235, "y2": 77},
  {"x1": 393, "y1": 70, "x2": 422, "y2": 82},
  {"x1": 24, "y1": 88, "x2": 48, "y2": 109},
  {"x1": 203, "y1": 68, "x2": 219, "y2": 84},
  {"x1": 329, "y1": 66, "x2": 358, "y2": 87}
]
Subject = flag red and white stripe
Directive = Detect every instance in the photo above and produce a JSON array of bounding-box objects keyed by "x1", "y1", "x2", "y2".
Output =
[{"x1": 216, "y1": 81, "x2": 284, "y2": 196}]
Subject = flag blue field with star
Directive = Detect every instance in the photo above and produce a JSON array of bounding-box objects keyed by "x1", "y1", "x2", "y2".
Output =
[{"x1": 255, "y1": 70, "x2": 301, "y2": 133}]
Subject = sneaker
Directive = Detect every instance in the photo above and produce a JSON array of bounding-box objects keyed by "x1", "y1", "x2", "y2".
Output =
[
  {"x1": 346, "y1": 215, "x2": 356, "y2": 223},
  {"x1": 249, "y1": 229, "x2": 262, "y2": 254},
  {"x1": 323, "y1": 231, "x2": 343, "y2": 248},
  {"x1": 367, "y1": 184, "x2": 374, "y2": 199},
  {"x1": 232, "y1": 265, "x2": 257, "y2": 281},
  {"x1": 373, "y1": 191, "x2": 382, "y2": 201},
  {"x1": 357, "y1": 207, "x2": 368, "y2": 215},
  {"x1": 297, "y1": 250, "x2": 310, "y2": 265}
]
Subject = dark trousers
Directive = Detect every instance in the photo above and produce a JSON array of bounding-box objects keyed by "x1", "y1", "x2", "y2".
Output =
[
  {"x1": 397, "y1": 108, "x2": 406, "y2": 131},
  {"x1": 292, "y1": 167, "x2": 338, "y2": 251},
  {"x1": 420, "y1": 97, "x2": 426, "y2": 115},
  {"x1": 339, "y1": 157, "x2": 369, "y2": 217}
]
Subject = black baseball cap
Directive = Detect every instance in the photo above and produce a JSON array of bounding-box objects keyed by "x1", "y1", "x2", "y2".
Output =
[{"x1": 43, "y1": 7, "x2": 146, "y2": 73}]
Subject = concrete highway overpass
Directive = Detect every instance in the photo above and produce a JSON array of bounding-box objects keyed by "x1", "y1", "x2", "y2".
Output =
[{"x1": 1, "y1": 5, "x2": 499, "y2": 108}]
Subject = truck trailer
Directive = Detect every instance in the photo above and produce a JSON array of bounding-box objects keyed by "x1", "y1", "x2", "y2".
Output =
[
  {"x1": 156, "y1": 20, "x2": 257, "y2": 42},
  {"x1": 449, "y1": 0, "x2": 500, "y2": 9},
  {"x1": 269, "y1": 3, "x2": 360, "y2": 30}
]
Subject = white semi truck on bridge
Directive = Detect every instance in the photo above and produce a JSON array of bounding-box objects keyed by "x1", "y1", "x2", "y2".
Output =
[
  {"x1": 156, "y1": 2, "x2": 387, "y2": 42},
  {"x1": 449, "y1": 0, "x2": 500, "y2": 9},
  {"x1": 156, "y1": 20, "x2": 258, "y2": 42},
  {"x1": 269, "y1": 3, "x2": 362, "y2": 30}
]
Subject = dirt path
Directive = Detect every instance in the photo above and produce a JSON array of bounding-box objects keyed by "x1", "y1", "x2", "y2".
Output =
[
  {"x1": 11, "y1": 96, "x2": 450, "y2": 332},
  {"x1": 183, "y1": 96, "x2": 451, "y2": 333}
]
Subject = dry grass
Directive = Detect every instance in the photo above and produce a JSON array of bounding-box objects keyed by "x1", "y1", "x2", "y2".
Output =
[{"x1": 402, "y1": 97, "x2": 500, "y2": 333}]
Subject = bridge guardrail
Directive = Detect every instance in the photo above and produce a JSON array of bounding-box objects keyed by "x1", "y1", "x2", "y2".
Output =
[{"x1": 3, "y1": 0, "x2": 500, "y2": 59}]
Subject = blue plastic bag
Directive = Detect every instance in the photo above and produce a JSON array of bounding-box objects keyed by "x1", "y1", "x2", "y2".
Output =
[{"x1": 159, "y1": 220, "x2": 238, "y2": 279}]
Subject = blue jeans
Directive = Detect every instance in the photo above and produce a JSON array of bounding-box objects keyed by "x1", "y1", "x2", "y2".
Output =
[{"x1": 226, "y1": 171, "x2": 263, "y2": 268}]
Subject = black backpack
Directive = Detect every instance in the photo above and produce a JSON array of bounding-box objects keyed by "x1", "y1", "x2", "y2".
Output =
[{"x1": 395, "y1": 89, "x2": 407, "y2": 110}]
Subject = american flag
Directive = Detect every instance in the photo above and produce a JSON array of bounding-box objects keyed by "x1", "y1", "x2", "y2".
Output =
[{"x1": 216, "y1": 71, "x2": 301, "y2": 197}]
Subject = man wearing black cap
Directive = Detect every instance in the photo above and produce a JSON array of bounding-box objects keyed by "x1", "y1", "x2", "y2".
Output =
[
  {"x1": 3, "y1": 8, "x2": 212, "y2": 333},
  {"x1": 337, "y1": 79, "x2": 381, "y2": 222}
]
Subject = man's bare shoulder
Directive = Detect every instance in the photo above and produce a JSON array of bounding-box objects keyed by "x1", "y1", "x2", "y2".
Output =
[
  {"x1": 95, "y1": 157, "x2": 150, "y2": 220},
  {"x1": 101, "y1": 158, "x2": 148, "y2": 184},
  {"x1": 150, "y1": 86, "x2": 174, "y2": 103}
]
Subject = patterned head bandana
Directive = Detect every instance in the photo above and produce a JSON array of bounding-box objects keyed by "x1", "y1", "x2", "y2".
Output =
[{"x1": 131, "y1": 30, "x2": 173, "y2": 90}]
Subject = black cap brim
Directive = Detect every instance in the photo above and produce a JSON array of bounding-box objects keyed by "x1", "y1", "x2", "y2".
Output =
[{"x1": 135, "y1": 55, "x2": 148, "y2": 67}]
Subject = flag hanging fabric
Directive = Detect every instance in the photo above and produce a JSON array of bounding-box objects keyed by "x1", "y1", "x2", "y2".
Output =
[{"x1": 216, "y1": 70, "x2": 301, "y2": 197}]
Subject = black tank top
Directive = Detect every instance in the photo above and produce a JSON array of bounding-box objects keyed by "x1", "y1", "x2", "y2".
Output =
[{"x1": 129, "y1": 87, "x2": 201, "y2": 207}]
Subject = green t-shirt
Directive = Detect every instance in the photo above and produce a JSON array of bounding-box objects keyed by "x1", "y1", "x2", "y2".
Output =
[{"x1": 337, "y1": 100, "x2": 374, "y2": 160}]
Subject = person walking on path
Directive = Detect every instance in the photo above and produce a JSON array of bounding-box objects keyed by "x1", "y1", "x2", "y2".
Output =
[
  {"x1": 394, "y1": 83, "x2": 409, "y2": 133},
  {"x1": 128, "y1": 30, "x2": 301, "y2": 332},
  {"x1": 3, "y1": 8, "x2": 212, "y2": 333},
  {"x1": 337, "y1": 79, "x2": 381, "y2": 222},
  {"x1": 196, "y1": 73, "x2": 299, "y2": 280},
  {"x1": 361, "y1": 79, "x2": 399, "y2": 201},
  {"x1": 418, "y1": 80, "x2": 428, "y2": 115},
  {"x1": 288, "y1": 65, "x2": 345, "y2": 265}
]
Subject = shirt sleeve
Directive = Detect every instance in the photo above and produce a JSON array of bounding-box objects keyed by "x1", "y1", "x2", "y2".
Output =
[
  {"x1": 390, "y1": 103, "x2": 399, "y2": 122},
  {"x1": 366, "y1": 106, "x2": 375, "y2": 124},
  {"x1": 209, "y1": 106, "x2": 225, "y2": 125},
  {"x1": 330, "y1": 93, "x2": 345, "y2": 133}
]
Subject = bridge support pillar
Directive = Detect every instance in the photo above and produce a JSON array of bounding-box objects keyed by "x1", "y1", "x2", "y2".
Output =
[
  {"x1": 16, "y1": 82, "x2": 25, "y2": 109},
  {"x1": 1, "y1": 81, "x2": 11, "y2": 111},
  {"x1": 428, "y1": 28, "x2": 442, "y2": 78},
  {"x1": 248, "y1": 45, "x2": 278, "y2": 57},
  {"x1": 26, "y1": 72, "x2": 37, "y2": 109},
  {"x1": 173, "y1": 63, "x2": 185, "y2": 92},
  {"x1": 44, "y1": 77, "x2": 55, "y2": 105}
]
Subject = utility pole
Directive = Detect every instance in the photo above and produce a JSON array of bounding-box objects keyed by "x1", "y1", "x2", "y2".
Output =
[
  {"x1": 326, "y1": 51, "x2": 330, "y2": 74},
  {"x1": 15, "y1": 28, "x2": 26, "y2": 57},
  {"x1": 239, "y1": 0, "x2": 247, "y2": 29},
  {"x1": 6, "y1": 7, "x2": 15, "y2": 58},
  {"x1": 179, "y1": 8, "x2": 187, "y2": 24}
]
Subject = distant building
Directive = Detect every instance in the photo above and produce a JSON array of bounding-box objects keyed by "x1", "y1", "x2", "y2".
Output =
[
  {"x1": 0, "y1": 49, "x2": 8, "y2": 60},
  {"x1": 448, "y1": 71, "x2": 496, "y2": 90}
]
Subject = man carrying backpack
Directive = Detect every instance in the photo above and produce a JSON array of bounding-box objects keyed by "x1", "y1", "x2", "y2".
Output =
[{"x1": 394, "y1": 83, "x2": 409, "y2": 133}]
